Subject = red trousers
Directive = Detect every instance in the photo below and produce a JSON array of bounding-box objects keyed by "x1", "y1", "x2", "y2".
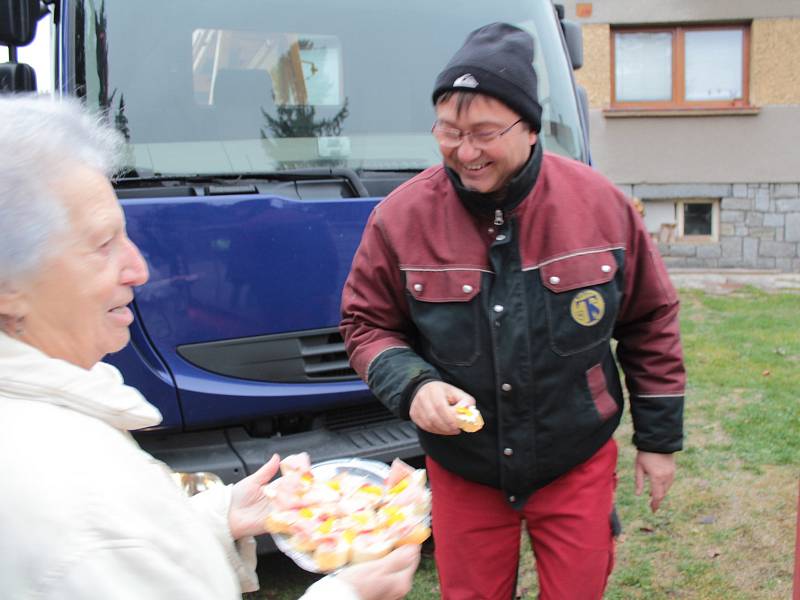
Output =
[{"x1": 427, "y1": 439, "x2": 618, "y2": 600}]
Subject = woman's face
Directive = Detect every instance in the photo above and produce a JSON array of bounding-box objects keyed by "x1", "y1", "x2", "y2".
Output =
[{"x1": 17, "y1": 164, "x2": 149, "y2": 369}]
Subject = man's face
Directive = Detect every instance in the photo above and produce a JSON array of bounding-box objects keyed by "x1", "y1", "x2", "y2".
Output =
[{"x1": 435, "y1": 94, "x2": 537, "y2": 194}]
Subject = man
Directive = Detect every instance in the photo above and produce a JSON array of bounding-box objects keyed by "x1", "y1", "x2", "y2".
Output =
[{"x1": 340, "y1": 22, "x2": 685, "y2": 600}]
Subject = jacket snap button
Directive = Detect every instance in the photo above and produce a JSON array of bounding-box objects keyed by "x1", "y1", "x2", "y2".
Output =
[
  {"x1": 413, "y1": 283, "x2": 423, "y2": 292},
  {"x1": 462, "y1": 284, "x2": 473, "y2": 293},
  {"x1": 509, "y1": 495, "x2": 516, "y2": 502},
  {"x1": 503, "y1": 447, "x2": 513, "y2": 456},
  {"x1": 549, "y1": 275, "x2": 561, "y2": 285},
  {"x1": 496, "y1": 234, "x2": 507, "y2": 241},
  {"x1": 501, "y1": 383, "x2": 512, "y2": 392},
  {"x1": 601, "y1": 264, "x2": 612, "y2": 273},
  {"x1": 493, "y1": 305, "x2": 504, "y2": 313}
]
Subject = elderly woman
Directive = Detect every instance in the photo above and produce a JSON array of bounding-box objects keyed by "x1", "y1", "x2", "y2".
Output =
[{"x1": 0, "y1": 96, "x2": 419, "y2": 599}]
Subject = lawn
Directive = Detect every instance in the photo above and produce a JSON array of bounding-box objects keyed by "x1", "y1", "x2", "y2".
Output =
[{"x1": 247, "y1": 288, "x2": 800, "y2": 599}]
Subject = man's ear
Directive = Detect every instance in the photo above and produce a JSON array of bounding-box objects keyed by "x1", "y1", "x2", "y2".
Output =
[{"x1": 528, "y1": 131, "x2": 538, "y2": 147}]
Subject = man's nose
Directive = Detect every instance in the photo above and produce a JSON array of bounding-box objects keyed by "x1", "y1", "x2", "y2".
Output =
[{"x1": 456, "y1": 136, "x2": 482, "y2": 162}]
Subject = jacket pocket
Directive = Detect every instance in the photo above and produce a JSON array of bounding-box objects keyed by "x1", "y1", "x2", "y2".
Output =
[
  {"x1": 586, "y1": 363, "x2": 619, "y2": 421},
  {"x1": 540, "y1": 251, "x2": 620, "y2": 356},
  {"x1": 405, "y1": 269, "x2": 482, "y2": 367}
]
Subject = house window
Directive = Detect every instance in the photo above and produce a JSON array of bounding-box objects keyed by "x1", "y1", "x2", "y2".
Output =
[
  {"x1": 642, "y1": 198, "x2": 719, "y2": 242},
  {"x1": 677, "y1": 199, "x2": 718, "y2": 241},
  {"x1": 611, "y1": 24, "x2": 750, "y2": 109}
]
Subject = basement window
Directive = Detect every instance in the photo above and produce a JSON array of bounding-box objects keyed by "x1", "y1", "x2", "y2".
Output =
[{"x1": 641, "y1": 198, "x2": 719, "y2": 243}]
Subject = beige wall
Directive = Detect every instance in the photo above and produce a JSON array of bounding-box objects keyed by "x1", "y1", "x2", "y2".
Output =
[
  {"x1": 588, "y1": 105, "x2": 800, "y2": 184},
  {"x1": 574, "y1": 24, "x2": 610, "y2": 107},
  {"x1": 751, "y1": 19, "x2": 800, "y2": 105}
]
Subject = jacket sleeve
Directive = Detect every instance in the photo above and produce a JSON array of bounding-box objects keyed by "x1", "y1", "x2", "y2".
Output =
[
  {"x1": 299, "y1": 575, "x2": 361, "y2": 600},
  {"x1": 188, "y1": 484, "x2": 259, "y2": 593},
  {"x1": 53, "y1": 541, "x2": 239, "y2": 600},
  {"x1": 614, "y1": 198, "x2": 686, "y2": 454},
  {"x1": 53, "y1": 540, "x2": 356, "y2": 600},
  {"x1": 340, "y1": 206, "x2": 441, "y2": 418}
]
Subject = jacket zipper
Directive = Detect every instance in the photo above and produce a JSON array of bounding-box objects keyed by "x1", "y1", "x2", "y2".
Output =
[{"x1": 494, "y1": 209, "x2": 504, "y2": 227}]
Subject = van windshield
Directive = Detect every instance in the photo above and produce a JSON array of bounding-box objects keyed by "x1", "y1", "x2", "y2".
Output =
[{"x1": 70, "y1": 0, "x2": 585, "y2": 176}]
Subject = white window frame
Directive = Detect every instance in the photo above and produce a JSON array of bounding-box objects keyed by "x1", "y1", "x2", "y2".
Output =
[{"x1": 676, "y1": 198, "x2": 719, "y2": 242}]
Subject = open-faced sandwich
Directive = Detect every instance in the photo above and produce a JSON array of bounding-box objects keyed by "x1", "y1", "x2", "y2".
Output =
[{"x1": 455, "y1": 403, "x2": 484, "y2": 433}]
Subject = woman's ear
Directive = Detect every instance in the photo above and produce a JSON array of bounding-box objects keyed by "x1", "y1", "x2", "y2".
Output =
[{"x1": 0, "y1": 285, "x2": 29, "y2": 322}]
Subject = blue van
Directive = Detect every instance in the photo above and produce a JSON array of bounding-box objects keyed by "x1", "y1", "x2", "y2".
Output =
[{"x1": 1, "y1": 0, "x2": 588, "y2": 529}]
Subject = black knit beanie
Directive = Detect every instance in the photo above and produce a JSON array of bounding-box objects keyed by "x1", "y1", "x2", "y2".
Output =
[{"x1": 432, "y1": 22, "x2": 542, "y2": 133}]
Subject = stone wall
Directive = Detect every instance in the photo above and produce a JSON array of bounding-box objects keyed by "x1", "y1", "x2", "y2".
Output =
[{"x1": 616, "y1": 183, "x2": 800, "y2": 271}]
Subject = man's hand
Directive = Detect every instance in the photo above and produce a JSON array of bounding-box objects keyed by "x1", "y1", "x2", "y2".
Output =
[
  {"x1": 634, "y1": 451, "x2": 676, "y2": 513},
  {"x1": 337, "y1": 545, "x2": 421, "y2": 600},
  {"x1": 228, "y1": 454, "x2": 281, "y2": 539},
  {"x1": 409, "y1": 381, "x2": 475, "y2": 435}
]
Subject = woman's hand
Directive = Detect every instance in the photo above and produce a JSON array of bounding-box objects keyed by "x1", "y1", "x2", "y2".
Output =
[
  {"x1": 228, "y1": 454, "x2": 280, "y2": 540},
  {"x1": 337, "y1": 545, "x2": 421, "y2": 600}
]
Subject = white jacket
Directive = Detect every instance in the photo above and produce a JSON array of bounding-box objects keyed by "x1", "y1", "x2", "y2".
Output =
[{"x1": 0, "y1": 334, "x2": 358, "y2": 600}]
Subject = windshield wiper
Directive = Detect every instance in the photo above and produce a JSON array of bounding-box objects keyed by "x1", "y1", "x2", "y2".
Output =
[
  {"x1": 115, "y1": 167, "x2": 369, "y2": 198},
  {"x1": 357, "y1": 167, "x2": 426, "y2": 173}
]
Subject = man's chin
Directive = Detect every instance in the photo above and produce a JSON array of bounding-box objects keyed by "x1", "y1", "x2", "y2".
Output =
[{"x1": 461, "y1": 175, "x2": 497, "y2": 194}]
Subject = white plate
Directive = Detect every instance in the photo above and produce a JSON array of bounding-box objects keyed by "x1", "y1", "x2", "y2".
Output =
[{"x1": 271, "y1": 457, "x2": 393, "y2": 573}]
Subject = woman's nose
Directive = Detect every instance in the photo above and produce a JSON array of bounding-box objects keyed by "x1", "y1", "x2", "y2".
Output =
[{"x1": 121, "y1": 237, "x2": 149, "y2": 286}]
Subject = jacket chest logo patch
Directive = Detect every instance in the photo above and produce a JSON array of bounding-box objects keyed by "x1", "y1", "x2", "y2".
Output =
[{"x1": 570, "y1": 290, "x2": 605, "y2": 326}]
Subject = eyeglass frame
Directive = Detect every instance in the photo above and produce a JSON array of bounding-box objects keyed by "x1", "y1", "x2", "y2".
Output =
[{"x1": 431, "y1": 118, "x2": 524, "y2": 149}]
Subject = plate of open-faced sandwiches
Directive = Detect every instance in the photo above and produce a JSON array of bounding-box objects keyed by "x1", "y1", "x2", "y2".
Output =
[{"x1": 262, "y1": 453, "x2": 431, "y2": 573}]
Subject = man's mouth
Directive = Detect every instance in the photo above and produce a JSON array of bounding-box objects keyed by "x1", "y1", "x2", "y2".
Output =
[{"x1": 463, "y1": 162, "x2": 490, "y2": 172}]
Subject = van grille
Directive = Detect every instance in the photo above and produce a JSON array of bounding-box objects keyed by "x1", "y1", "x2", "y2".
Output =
[{"x1": 177, "y1": 327, "x2": 359, "y2": 383}]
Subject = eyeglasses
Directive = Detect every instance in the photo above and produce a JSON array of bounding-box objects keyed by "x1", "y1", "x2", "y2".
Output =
[{"x1": 431, "y1": 118, "x2": 523, "y2": 149}]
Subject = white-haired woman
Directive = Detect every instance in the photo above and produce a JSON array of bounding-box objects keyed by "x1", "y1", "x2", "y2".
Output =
[{"x1": 0, "y1": 96, "x2": 419, "y2": 600}]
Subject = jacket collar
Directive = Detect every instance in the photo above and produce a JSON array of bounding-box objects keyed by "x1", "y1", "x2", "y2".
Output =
[
  {"x1": 0, "y1": 332, "x2": 162, "y2": 431},
  {"x1": 445, "y1": 141, "x2": 543, "y2": 221}
]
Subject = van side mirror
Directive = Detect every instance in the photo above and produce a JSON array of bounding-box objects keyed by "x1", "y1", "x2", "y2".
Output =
[
  {"x1": 0, "y1": 61, "x2": 36, "y2": 92},
  {"x1": 552, "y1": 3, "x2": 584, "y2": 70},
  {"x1": 0, "y1": 0, "x2": 40, "y2": 46},
  {"x1": 561, "y1": 19, "x2": 583, "y2": 70}
]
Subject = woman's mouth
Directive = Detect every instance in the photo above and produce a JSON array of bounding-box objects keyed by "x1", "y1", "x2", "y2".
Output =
[{"x1": 108, "y1": 303, "x2": 134, "y2": 325}]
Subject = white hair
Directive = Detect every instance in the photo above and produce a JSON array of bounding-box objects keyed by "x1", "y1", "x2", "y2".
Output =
[{"x1": 0, "y1": 95, "x2": 125, "y2": 285}]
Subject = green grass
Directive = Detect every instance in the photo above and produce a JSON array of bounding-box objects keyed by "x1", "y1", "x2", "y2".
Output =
[{"x1": 248, "y1": 288, "x2": 800, "y2": 599}]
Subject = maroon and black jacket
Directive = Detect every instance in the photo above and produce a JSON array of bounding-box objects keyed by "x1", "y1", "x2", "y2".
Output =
[{"x1": 340, "y1": 145, "x2": 685, "y2": 507}]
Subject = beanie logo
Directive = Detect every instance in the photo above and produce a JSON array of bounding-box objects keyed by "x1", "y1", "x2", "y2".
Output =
[{"x1": 452, "y1": 73, "x2": 479, "y2": 89}]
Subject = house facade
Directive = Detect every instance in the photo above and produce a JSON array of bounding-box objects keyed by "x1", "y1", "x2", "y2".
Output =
[{"x1": 559, "y1": 0, "x2": 800, "y2": 271}]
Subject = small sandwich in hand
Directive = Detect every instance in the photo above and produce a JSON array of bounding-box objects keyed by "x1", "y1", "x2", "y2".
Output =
[{"x1": 454, "y1": 403, "x2": 484, "y2": 433}]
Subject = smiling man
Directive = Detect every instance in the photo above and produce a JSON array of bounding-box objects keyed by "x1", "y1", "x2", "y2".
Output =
[{"x1": 341, "y1": 22, "x2": 685, "y2": 600}]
